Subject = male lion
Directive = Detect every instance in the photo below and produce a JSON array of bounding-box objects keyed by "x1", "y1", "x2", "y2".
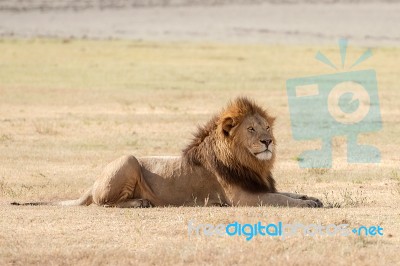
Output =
[{"x1": 13, "y1": 97, "x2": 322, "y2": 208}]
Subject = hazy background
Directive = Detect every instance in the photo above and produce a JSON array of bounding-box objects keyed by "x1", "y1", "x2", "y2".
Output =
[{"x1": 1, "y1": 0, "x2": 400, "y2": 46}]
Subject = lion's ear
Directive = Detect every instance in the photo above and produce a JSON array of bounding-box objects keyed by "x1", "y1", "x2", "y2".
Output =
[
  {"x1": 221, "y1": 117, "x2": 235, "y2": 136},
  {"x1": 268, "y1": 116, "x2": 276, "y2": 126}
]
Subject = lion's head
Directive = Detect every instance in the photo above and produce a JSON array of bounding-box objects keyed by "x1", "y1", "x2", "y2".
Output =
[
  {"x1": 218, "y1": 98, "x2": 276, "y2": 163},
  {"x1": 183, "y1": 97, "x2": 277, "y2": 193}
]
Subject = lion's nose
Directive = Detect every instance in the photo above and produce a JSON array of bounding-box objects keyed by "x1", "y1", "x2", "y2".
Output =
[{"x1": 260, "y1": 139, "x2": 272, "y2": 147}]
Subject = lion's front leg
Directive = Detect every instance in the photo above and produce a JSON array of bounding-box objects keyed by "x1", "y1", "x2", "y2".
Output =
[
  {"x1": 277, "y1": 192, "x2": 323, "y2": 207},
  {"x1": 231, "y1": 191, "x2": 322, "y2": 208}
]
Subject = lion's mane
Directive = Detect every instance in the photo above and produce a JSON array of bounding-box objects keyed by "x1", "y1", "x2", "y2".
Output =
[{"x1": 183, "y1": 97, "x2": 277, "y2": 193}]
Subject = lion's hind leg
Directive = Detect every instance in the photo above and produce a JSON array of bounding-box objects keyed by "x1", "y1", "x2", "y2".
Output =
[{"x1": 92, "y1": 155, "x2": 156, "y2": 207}]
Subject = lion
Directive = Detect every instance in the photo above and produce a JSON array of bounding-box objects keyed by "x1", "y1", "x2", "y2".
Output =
[{"x1": 12, "y1": 97, "x2": 323, "y2": 208}]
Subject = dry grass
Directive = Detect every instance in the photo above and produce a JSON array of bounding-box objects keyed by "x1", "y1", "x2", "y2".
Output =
[{"x1": 0, "y1": 39, "x2": 399, "y2": 265}]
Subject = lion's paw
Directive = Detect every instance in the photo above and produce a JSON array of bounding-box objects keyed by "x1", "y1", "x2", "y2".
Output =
[
  {"x1": 107, "y1": 199, "x2": 154, "y2": 208},
  {"x1": 137, "y1": 199, "x2": 153, "y2": 208},
  {"x1": 211, "y1": 202, "x2": 230, "y2": 207},
  {"x1": 298, "y1": 195, "x2": 323, "y2": 208},
  {"x1": 308, "y1": 197, "x2": 323, "y2": 207},
  {"x1": 300, "y1": 199, "x2": 323, "y2": 208}
]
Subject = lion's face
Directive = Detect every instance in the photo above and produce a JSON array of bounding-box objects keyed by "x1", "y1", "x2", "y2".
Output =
[
  {"x1": 221, "y1": 113, "x2": 275, "y2": 161},
  {"x1": 236, "y1": 114, "x2": 275, "y2": 161}
]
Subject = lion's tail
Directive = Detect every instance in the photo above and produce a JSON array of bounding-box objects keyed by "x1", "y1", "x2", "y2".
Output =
[{"x1": 10, "y1": 187, "x2": 93, "y2": 207}]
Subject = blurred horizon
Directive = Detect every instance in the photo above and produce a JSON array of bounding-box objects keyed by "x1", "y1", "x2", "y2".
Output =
[{"x1": 0, "y1": 0, "x2": 399, "y2": 46}]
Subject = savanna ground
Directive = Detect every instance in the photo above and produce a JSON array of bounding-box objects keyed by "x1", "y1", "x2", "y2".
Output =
[{"x1": 0, "y1": 39, "x2": 399, "y2": 265}]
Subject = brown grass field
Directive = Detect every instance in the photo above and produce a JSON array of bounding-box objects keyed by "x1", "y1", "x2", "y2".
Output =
[{"x1": 0, "y1": 39, "x2": 399, "y2": 265}]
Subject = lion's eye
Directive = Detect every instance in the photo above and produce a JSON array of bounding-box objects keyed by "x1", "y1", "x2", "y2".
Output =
[
  {"x1": 266, "y1": 126, "x2": 270, "y2": 131},
  {"x1": 247, "y1": 127, "x2": 255, "y2": 132}
]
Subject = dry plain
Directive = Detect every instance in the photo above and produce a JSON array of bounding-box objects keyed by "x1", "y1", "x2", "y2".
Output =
[{"x1": 0, "y1": 39, "x2": 399, "y2": 265}]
